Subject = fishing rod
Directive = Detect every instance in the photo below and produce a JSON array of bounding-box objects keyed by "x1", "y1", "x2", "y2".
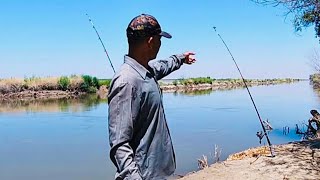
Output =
[
  {"x1": 86, "y1": 13, "x2": 116, "y2": 73},
  {"x1": 213, "y1": 27, "x2": 275, "y2": 157}
]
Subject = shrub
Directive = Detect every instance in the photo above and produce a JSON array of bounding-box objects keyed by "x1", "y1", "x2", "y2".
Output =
[
  {"x1": 58, "y1": 76, "x2": 70, "y2": 91},
  {"x1": 81, "y1": 75, "x2": 92, "y2": 92},
  {"x1": 81, "y1": 75, "x2": 101, "y2": 93},
  {"x1": 82, "y1": 75, "x2": 93, "y2": 87},
  {"x1": 177, "y1": 77, "x2": 214, "y2": 85},
  {"x1": 92, "y1": 77, "x2": 99, "y2": 88},
  {"x1": 98, "y1": 79, "x2": 112, "y2": 88},
  {"x1": 87, "y1": 86, "x2": 97, "y2": 93}
]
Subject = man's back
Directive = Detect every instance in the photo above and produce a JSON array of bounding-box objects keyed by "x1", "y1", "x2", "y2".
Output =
[{"x1": 108, "y1": 56, "x2": 176, "y2": 179}]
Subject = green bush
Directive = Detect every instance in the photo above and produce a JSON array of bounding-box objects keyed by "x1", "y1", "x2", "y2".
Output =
[
  {"x1": 191, "y1": 77, "x2": 214, "y2": 84},
  {"x1": 92, "y1": 77, "x2": 99, "y2": 88},
  {"x1": 176, "y1": 77, "x2": 214, "y2": 85},
  {"x1": 80, "y1": 75, "x2": 101, "y2": 93},
  {"x1": 82, "y1": 75, "x2": 93, "y2": 87},
  {"x1": 87, "y1": 86, "x2": 97, "y2": 93},
  {"x1": 98, "y1": 79, "x2": 111, "y2": 88},
  {"x1": 58, "y1": 76, "x2": 70, "y2": 90}
]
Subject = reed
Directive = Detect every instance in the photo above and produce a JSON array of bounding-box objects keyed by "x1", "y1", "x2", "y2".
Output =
[
  {"x1": 173, "y1": 77, "x2": 215, "y2": 86},
  {"x1": 172, "y1": 77, "x2": 300, "y2": 86},
  {"x1": 0, "y1": 78, "x2": 25, "y2": 93},
  {"x1": 0, "y1": 75, "x2": 101, "y2": 94}
]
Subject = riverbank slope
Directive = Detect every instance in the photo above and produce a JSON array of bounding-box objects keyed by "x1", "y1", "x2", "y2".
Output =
[{"x1": 180, "y1": 139, "x2": 320, "y2": 180}]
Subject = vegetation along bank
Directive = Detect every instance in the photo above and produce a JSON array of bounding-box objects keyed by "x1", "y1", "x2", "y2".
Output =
[{"x1": 0, "y1": 76, "x2": 303, "y2": 100}]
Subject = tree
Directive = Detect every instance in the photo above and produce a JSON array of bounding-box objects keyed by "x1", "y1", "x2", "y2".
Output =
[
  {"x1": 252, "y1": 0, "x2": 320, "y2": 38},
  {"x1": 310, "y1": 49, "x2": 320, "y2": 72}
]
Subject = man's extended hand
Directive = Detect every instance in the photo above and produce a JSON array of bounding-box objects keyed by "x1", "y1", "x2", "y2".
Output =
[{"x1": 183, "y1": 52, "x2": 196, "y2": 65}]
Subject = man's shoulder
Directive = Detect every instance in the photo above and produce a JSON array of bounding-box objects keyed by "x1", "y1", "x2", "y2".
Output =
[{"x1": 110, "y1": 64, "x2": 142, "y2": 88}]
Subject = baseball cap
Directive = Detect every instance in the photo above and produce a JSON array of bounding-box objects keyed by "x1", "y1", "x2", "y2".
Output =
[{"x1": 126, "y1": 14, "x2": 172, "y2": 39}]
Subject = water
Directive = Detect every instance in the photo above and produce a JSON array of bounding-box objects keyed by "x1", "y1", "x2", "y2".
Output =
[{"x1": 0, "y1": 81, "x2": 319, "y2": 179}]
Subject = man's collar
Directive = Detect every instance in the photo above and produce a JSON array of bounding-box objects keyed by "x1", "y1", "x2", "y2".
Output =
[{"x1": 124, "y1": 55, "x2": 151, "y2": 79}]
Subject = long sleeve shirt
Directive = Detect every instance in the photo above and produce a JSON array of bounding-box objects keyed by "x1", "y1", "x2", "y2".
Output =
[{"x1": 108, "y1": 54, "x2": 185, "y2": 180}]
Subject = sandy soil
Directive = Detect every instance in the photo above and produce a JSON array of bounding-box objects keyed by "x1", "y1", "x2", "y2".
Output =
[{"x1": 180, "y1": 139, "x2": 320, "y2": 180}]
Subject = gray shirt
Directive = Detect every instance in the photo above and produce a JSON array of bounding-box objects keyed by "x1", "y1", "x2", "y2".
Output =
[{"x1": 108, "y1": 54, "x2": 185, "y2": 180}]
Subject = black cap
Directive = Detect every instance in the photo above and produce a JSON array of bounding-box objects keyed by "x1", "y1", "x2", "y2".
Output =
[{"x1": 126, "y1": 14, "x2": 172, "y2": 39}]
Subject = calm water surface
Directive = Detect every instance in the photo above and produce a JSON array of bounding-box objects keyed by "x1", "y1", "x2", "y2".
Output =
[{"x1": 0, "y1": 81, "x2": 318, "y2": 179}]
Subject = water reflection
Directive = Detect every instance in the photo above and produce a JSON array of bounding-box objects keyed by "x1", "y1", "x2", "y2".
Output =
[
  {"x1": 312, "y1": 86, "x2": 320, "y2": 102},
  {"x1": 170, "y1": 86, "x2": 246, "y2": 96},
  {"x1": 0, "y1": 94, "x2": 106, "y2": 113},
  {"x1": 173, "y1": 89, "x2": 213, "y2": 96},
  {"x1": 165, "y1": 81, "x2": 301, "y2": 97}
]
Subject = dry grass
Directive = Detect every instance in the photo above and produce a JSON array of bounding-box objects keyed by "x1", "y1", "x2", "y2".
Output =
[
  {"x1": 0, "y1": 78, "x2": 25, "y2": 93},
  {"x1": 24, "y1": 77, "x2": 59, "y2": 91},
  {"x1": 227, "y1": 146, "x2": 271, "y2": 160},
  {"x1": 197, "y1": 155, "x2": 209, "y2": 170},
  {"x1": 212, "y1": 144, "x2": 222, "y2": 163},
  {"x1": 0, "y1": 76, "x2": 84, "y2": 94},
  {"x1": 197, "y1": 144, "x2": 223, "y2": 170},
  {"x1": 69, "y1": 76, "x2": 84, "y2": 90}
]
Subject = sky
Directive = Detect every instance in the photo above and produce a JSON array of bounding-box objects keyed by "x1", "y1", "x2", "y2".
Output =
[{"x1": 1, "y1": 0, "x2": 319, "y2": 79}]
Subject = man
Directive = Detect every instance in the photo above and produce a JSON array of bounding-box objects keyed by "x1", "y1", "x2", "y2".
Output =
[
  {"x1": 108, "y1": 14, "x2": 196, "y2": 179},
  {"x1": 308, "y1": 109, "x2": 320, "y2": 137}
]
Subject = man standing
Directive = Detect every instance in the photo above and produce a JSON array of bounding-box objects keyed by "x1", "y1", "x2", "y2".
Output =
[{"x1": 108, "y1": 14, "x2": 196, "y2": 180}]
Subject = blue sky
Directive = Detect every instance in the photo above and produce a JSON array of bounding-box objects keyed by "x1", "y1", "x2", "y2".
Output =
[{"x1": 1, "y1": 0, "x2": 319, "y2": 79}]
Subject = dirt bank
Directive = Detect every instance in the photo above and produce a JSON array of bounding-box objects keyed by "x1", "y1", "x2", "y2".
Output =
[
  {"x1": 180, "y1": 139, "x2": 320, "y2": 180},
  {"x1": 0, "y1": 90, "x2": 86, "y2": 101}
]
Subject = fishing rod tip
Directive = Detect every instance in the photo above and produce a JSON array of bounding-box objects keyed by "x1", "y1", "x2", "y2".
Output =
[{"x1": 213, "y1": 26, "x2": 217, "y2": 31}]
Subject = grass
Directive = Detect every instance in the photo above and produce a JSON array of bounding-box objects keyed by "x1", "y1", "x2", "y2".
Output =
[
  {"x1": 171, "y1": 77, "x2": 300, "y2": 86},
  {"x1": 173, "y1": 77, "x2": 215, "y2": 85},
  {"x1": 0, "y1": 75, "x2": 301, "y2": 94},
  {"x1": 0, "y1": 75, "x2": 110, "y2": 94}
]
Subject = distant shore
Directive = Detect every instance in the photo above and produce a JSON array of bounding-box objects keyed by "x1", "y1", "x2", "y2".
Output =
[
  {"x1": 160, "y1": 78, "x2": 303, "y2": 92},
  {"x1": 0, "y1": 75, "x2": 106, "y2": 101},
  {"x1": 0, "y1": 77, "x2": 303, "y2": 100}
]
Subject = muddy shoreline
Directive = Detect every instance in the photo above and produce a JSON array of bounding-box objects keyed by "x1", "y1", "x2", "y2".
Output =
[{"x1": 0, "y1": 90, "x2": 87, "y2": 101}]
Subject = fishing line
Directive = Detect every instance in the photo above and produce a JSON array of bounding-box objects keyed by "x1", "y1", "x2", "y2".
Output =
[
  {"x1": 86, "y1": 13, "x2": 116, "y2": 73},
  {"x1": 213, "y1": 27, "x2": 275, "y2": 157}
]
